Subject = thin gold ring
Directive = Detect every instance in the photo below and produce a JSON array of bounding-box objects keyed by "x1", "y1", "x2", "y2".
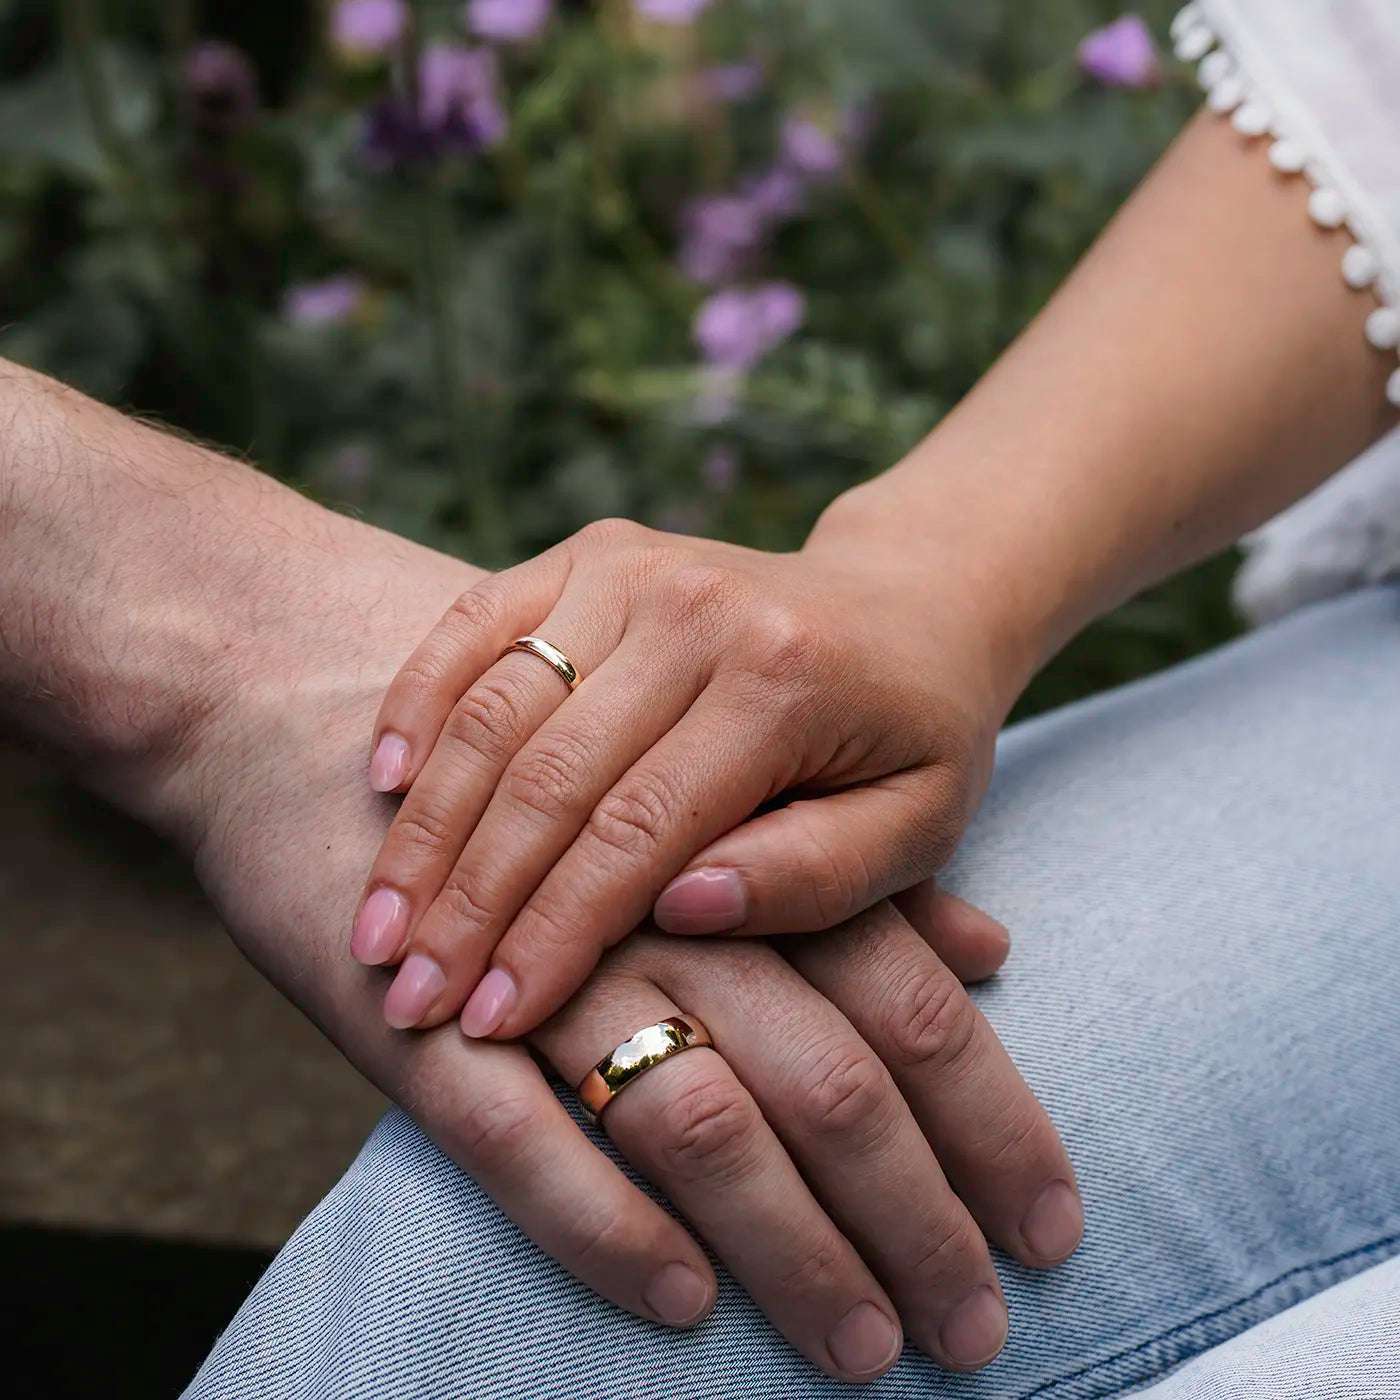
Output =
[
  {"x1": 502, "y1": 635, "x2": 581, "y2": 691},
  {"x1": 577, "y1": 1015, "x2": 713, "y2": 1123}
]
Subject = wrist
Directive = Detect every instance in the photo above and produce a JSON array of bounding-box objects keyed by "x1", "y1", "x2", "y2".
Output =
[{"x1": 804, "y1": 468, "x2": 1076, "y2": 720}]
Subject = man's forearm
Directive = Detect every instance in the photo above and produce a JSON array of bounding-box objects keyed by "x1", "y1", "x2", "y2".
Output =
[
  {"x1": 0, "y1": 358, "x2": 480, "y2": 831},
  {"x1": 808, "y1": 112, "x2": 1397, "y2": 700}
]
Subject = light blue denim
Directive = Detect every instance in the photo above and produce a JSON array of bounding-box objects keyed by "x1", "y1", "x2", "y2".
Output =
[{"x1": 187, "y1": 587, "x2": 1400, "y2": 1399}]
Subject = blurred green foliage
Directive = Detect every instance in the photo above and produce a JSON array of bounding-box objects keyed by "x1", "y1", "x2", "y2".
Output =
[{"x1": 0, "y1": 0, "x2": 1236, "y2": 715}]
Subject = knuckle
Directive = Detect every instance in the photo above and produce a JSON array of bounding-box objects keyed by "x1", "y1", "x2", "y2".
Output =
[
  {"x1": 654, "y1": 1067, "x2": 763, "y2": 1185},
  {"x1": 746, "y1": 602, "x2": 826, "y2": 682},
  {"x1": 390, "y1": 800, "x2": 460, "y2": 859},
  {"x1": 502, "y1": 734, "x2": 592, "y2": 825},
  {"x1": 585, "y1": 772, "x2": 675, "y2": 862},
  {"x1": 908, "y1": 1214, "x2": 984, "y2": 1281},
  {"x1": 442, "y1": 673, "x2": 534, "y2": 766},
  {"x1": 884, "y1": 965, "x2": 979, "y2": 1074},
  {"x1": 792, "y1": 804, "x2": 869, "y2": 926},
  {"x1": 431, "y1": 879, "x2": 496, "y2": 937},
  {"x1": 576, "y1": 516, "x2": 645, "y2": 551},
  {"x1": 775, "y1": 1238, "x2": 850, "y2": 1296},
  {"x1": 445, "y1": 581, "x2": 505, "y2": 639},
  {"x1": 791, "y1": 1037, "x2": 895, "y2": 1142},
  {"x1": 456, "y1": 1091, "x2": 539, "y2": 1174}
]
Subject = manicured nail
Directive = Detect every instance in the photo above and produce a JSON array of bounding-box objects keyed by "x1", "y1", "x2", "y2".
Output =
[
  {"x1": 653, "y1": 868, "x2": 747, "y2": 934},
  {"x1": 383, "y1": 953, "x2": 445, "y2": 1029},
  {"x1": 939, "y1": 1286, "x2": 1008, "y2": 1370},
  {"x1": 1021, "y1": 1180, "x2": 1084, "y2": 1264},
  {"x1": 460, "y1": 968, "x2": 518, "y2": 1038},
  {"x1": 643, "y1": 1262, "x2": 711, "y2": 1327},
  {"x1": 351, "y1": 887, "x2": 409, "y2": 965},
  {"x1": 369, "y1": 732, "x2": 410, "y2": 792},
  {"x1": 826, "y1": 1302, "x2": 900, "y2": 1379}
]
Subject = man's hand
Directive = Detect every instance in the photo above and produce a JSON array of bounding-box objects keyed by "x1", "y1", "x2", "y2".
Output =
[{"x1": 0, "y1": 363, "x2": 1080, "y2": 1379}]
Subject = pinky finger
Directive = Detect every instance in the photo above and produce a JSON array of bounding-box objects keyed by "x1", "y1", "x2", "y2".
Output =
[
  {"x1": 893, "y1": 880, "x2": 1011, "y2": 985},
  {"x1": 369, "y1": 550, "x2": 572, "y2": 794}
]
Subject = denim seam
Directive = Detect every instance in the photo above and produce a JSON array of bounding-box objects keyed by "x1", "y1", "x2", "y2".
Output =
[{"x1": 1021, "y1": 1229, "x2": 1400, "y2": 1400}]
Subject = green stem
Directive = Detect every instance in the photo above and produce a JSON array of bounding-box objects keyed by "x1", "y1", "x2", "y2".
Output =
[{"x1": 416, "y1": 183, "x2": 512, "y2": 563}]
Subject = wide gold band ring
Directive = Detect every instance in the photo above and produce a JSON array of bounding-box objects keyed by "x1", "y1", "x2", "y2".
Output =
[
  {"x1": 577, "y1": 1015, "x2": 713, "y2": 1123},
  {"x1": 502, "y1": 635, "x2": 581, "y2": 691}
]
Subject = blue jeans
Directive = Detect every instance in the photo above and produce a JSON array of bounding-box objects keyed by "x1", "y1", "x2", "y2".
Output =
[{"x1": 186, "y1": 588, "x2": 1400, "y2": 1398}]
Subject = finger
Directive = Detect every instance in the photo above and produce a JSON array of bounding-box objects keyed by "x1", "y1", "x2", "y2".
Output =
[
  {"x1": 652, "y1": 768, "x2": 966, "y2": 937},
  {"x1": 635, "y1": 936, "x2": 1011, "y2": 1372},
  {"x1": 375, "y1": 1023, "x2": 717, "y2": 1329},
  {"x1": 786, "y1": 902, "x2": 1084, "y2": 1270},
  {"x1": 367, "y1": 547, "x2": 571, "y2": 794},
  {"x1": 533, "y1": 965, "x2": 904, "y2": 1383},
  {"x1": 358, "y1": 592, "x2": 623, "y2": 1022},
  {"x1": 893, "y1": 879, "x2": 1011, "y2": 984},
  {"x1": 477, "y1": 680, "x2": 791, "y2": 1037},
  {"x1": 406, "y1": 620, "x2": 708, "y2": 1033}
]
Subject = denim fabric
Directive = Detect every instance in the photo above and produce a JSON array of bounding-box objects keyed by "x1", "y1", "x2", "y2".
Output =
[
  {"x1": 187, "y1": 587, "x2": 1400, "y2": 1400},
  {"x1": 1135, "y1": 1253, "x2": 1400, "y2": 1397}
]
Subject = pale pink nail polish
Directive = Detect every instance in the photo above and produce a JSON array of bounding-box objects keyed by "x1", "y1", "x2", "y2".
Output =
[
  {"x1": 653, "y1": 868, "x2": 747, "y2": 934},
  {"x1": 460, "y1": 968, "x2": 518, "y2": 1038},
  {"x1": 369, "y1": 732, "x2": 410, "y2": 792},
  {"x1": 383, "y1": 953, "x2": 445, "y2": 1029},
  {"x1": 351, "y1": 887, "x2": 409, "y2": 965}
]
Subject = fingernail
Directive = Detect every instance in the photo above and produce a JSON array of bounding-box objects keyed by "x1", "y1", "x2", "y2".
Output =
[
  {"x1": 351, "y1": 887, "x2": 409, "y2": 965},
  {"x1": 383, "y1": 953, "x2": 445, "y2": 1029},
  {"x1": 459, "y1": 968, "x2": 518, "y2": 1038},
  {"x1": 1021, "y1": 1180, "x2": 1084, "y2": 1263},
  {"x1": 826, "y1": 1301, "x2": 901, "y2": 1379},
  {"x1": 653, "y1": 868, "x2": 747, "y2": 934},
  {"x1": 643, "y1": 1262, "x2": 711, "y2": 1327},
  {"x1": 369, "y1": 732, "x2": 410, "y2": 793},
  {"x1": 939, "y1": 1286, "x2": 1008, "y2": 1370}
]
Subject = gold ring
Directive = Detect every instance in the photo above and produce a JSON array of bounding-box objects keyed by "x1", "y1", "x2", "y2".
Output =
[
  {"x1": 502, "y1": 635, "x2": 581, "y2": 691},
  {"x1": 577, "y1": 1015, "x2": 713, "y2": 1123}
]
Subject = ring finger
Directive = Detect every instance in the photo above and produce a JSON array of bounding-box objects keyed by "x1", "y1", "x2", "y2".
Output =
[
  {"x1": 352, "y1": 592, "x2": 619, "y2": 999},
  {"x1": 532, "y1": 965, "x2": 906, "y2": 1383}
]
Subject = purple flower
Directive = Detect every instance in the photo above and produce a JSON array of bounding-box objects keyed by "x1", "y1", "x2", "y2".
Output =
[
  {"x1": 634, "y1": 0, "x2": 713, "y2": 24},
  {"x1": 701, "y1": 445, "x2": 739, "y2": 493},
  {"x1": 678, "y1": 194, "x2": 765, "y2": 285},
  {"x1": 780, "y1": 117, "x2": 843, "y2": 180},
  {"x1": 331, "y1": 0, "x2": 406, "y2": 57},
  {"x1": 183, "y1": 40, "x2": 258, "y2": 134},
  {"x1": 467, "y1": 0, "x2": 553, "y2": 43},
  {"x1": 740, "y1": 166, "x2": 805, "y2": 222},
  {"x1": 283, "y1": 275, "x2": 366, "y2": 326},
  {"x1": 694, "y1": 282, "x2": 805, "y2": 370},
  {"x1": 1078, "y1": 15, "x2": 1160, "y2": 89},
  {"x1": 361, "y1": 44, "x2": 506, "y2": 170},
  {"x1": 701, "y1": 60, "x2": 764, "y2": 104}
]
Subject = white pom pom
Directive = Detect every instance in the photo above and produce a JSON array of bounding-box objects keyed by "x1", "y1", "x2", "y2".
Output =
[
  {"x1": 1175, "y1": 25, "x2": 1215, "y2": 63},
  {"x1": 1386, "y1": 367, "x2": 1400, "y2": 410},
  {"x1": 1268, "y1": 140, "x2": 1306, "y2": 174},
  {"x1": 1197, "y1": 51, "x2": 1233, "y2": 89},
  {"x1": 1341, "y1": 244, "x2": 1379, "y2": 290},
  {"x1": 1307, "y1": 187, "x2": 1347, "y2": 230},
  {"x1": 1232, "y1": 101, "x2": 1272, "y2": 137},
  {"x1": 1171, "y1": 4, "x2": 1204, "y2": 41},
  {"x1": 1365, "y1": 307, "x2": 1400, "y2": 350},
  {"x1": 1207, "y1": 75, "x2": 1244, "y2": 113}
]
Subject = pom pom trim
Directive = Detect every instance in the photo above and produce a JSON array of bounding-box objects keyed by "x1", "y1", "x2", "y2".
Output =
[{"x1": 1173, "y1": 4, "x2": 1400, "y2": 408}]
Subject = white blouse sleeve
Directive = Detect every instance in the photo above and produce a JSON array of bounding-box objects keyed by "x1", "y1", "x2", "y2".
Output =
[{"x1": 1168, "y1": 2, "x2": 1400, "y2": 621}]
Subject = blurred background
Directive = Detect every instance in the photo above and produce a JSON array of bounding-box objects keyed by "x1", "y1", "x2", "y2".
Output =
[{"x1": 0, "y1": 1, "x2": 1235, "y2": 1394}]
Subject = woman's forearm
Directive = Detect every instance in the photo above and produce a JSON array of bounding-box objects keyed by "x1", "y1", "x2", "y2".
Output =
[{"x1": 808, "y1": 111, "x2": 1397, "y2": 703}]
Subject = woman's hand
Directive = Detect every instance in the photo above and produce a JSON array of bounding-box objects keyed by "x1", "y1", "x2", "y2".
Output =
[{"x1": 354, "y1": 518, "x2": 1027, "y2": 1038}]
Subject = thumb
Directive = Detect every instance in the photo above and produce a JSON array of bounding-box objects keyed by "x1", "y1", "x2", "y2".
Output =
[{"x1": 652, "y1": 775, "x2": 962, "y2": 937}]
